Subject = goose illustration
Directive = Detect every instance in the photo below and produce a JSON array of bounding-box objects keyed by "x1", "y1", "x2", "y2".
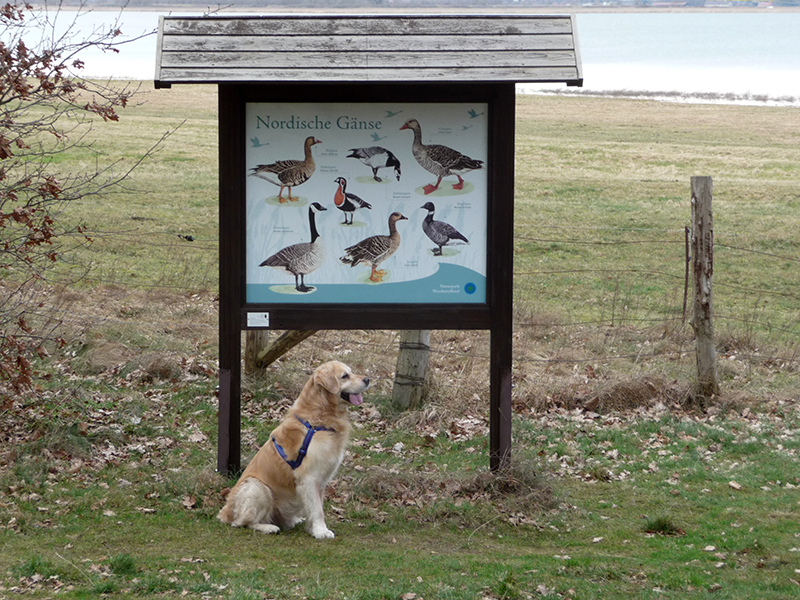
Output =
[
  {"x1": 385, "y1": 110, "x2": 403, "y2": 118},
  {"x1": 399, "y1": 118, "x2": 484, "y2": 195},
  {"x1": 250, "y1": 136, "x2": 267, "y2": 148},
  {"x1": 468, "y1": 109, "x2": 485, "y2": 119},
  {"x1": 370, "y1": 132, "x2": 386, "y2": 142},
  {"x1": 333, "y1": 177, "x2": 372, "y2": 225},
  {"x1": 339, "y1": 212, "x2": 407, "y2": 283},
  {"x1": 250, "y1": 136, "x2": 320, "y2": 203},
  {"x1": 260, "y1": 202, "x2": 327, "y2": 293},
  {"x1": 420, "y1": 202, "x2": 469, "y2": 256},
  {"x1": 346, "y1": 146, "x2": 402, "y2": 182}
]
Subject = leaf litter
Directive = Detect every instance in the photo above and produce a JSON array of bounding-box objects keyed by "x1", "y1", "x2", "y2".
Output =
[{"x1": 1, "y1": 290, "x2": 799, "y2": 596}]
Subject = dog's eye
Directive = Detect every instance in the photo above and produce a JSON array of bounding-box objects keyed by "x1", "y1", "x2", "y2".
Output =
[{"x1": 341, "y1": 373, "x2": 349, "y2": 379}]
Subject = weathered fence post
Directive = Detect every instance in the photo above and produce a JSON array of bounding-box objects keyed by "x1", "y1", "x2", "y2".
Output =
[
  {"x1": 244, "y1": 330, "x2": 270, "y2": 375},
  {"x1": 690, "y1": 176, "x2": 719, "y2": 400},
  {"x1": 393, "y1": 330, "x2": 430, "y2": 410}
]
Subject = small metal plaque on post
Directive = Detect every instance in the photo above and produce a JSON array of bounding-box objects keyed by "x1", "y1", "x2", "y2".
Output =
[{"x1": 247, "y1": 312, "x2": 270, "y2": 328}]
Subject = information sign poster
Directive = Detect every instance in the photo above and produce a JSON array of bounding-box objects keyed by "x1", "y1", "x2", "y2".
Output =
[{"x1": 244, "y1": 102, "x2": 489, "y2": 304}]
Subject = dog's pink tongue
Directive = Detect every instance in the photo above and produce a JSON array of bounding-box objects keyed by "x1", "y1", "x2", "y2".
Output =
[{"x1": 348, "y1": 393, "x2": 363, "y2": 406}]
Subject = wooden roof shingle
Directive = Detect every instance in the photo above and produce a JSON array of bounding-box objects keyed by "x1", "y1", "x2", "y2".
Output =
[{"x1": 154, "y1": 14, "x2": 582, "y2": 88}]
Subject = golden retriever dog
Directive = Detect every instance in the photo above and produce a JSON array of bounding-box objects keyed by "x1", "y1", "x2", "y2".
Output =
[{"x1": 217, "y1": 361, "x2": 369, "y2": 539}]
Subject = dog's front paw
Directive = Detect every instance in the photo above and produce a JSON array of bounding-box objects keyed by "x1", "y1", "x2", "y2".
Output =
[{"x1": 310, "y1": 527, "x2": 335, "y2": 540}]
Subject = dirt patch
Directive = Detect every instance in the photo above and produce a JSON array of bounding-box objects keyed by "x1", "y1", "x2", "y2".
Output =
[
  {"x1": 580, "y1": 375, "x2": 684, "y2": 414},
  {"x1": 344, "y1": 460, "x2": 555, "y2": 525},
  {"x1": 129, "y1": 351, "x2": 186, "y2": 381},
  {"x1": 71, "y1": 340, "x2": 134, "y2": 375}
]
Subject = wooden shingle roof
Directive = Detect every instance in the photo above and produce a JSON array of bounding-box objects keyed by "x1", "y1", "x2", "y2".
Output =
[{"x1": 154, "y1": 14, "x2": 582, "y2": 88}]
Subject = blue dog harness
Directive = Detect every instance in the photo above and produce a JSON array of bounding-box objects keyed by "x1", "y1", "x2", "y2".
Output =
[{"x1": 272, "y1": 416, "x2": 335, "y2": 470}]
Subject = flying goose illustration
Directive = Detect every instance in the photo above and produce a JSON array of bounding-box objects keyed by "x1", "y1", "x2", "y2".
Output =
[
  {"x1": 260, "y1": 202, "x2": 327, "y2": 292},
  {"x1": 339, "y1": 212, "x2": 407, "y2": 283},
  {"x1": 420, "y1": 202, "x2": 469, "y2": 256},
  {"x1": 346, "y1": 146, "x2": 402, "y2": 182},
  {"x1": 400, "y1": 118, "x2": 483, "y2": 195},
  {"x1": 333, "y1": 177, "x2": 372, "y2": 225},
  {"x1": 250, "y1": 136, "x2": 320, "y2": 202}
]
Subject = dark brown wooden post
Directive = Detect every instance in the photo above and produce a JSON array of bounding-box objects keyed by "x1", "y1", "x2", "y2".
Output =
[
  {"x1": 691, "y1": 176, "x2": 719, "y2": 400},
  {"x1": 217, "y1": 84, "x2": 244, "y2": 476},
  {"x1": 489, "y1": 84, "x2": 515, "y2": 472}
]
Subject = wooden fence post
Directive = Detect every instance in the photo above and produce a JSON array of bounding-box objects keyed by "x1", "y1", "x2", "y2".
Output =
[
  {"x1": 244, "y1": 330, "x2": 270, "y2": 375},
  {"x1": 690, "y1": 176, "x2": 720, "y2": 400},
  {"x1": 393, "y1": 330, "x2": 430, "y2": 410}
]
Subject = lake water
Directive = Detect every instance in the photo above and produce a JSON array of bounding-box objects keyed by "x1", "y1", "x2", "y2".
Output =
[{"x1": 28, "y1": 9, "x2": 800, "y2": 105}]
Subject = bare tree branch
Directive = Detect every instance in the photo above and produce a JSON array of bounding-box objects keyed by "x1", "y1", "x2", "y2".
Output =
[{"x1": 1, "y1": 1, "x2": 169, "y2": 396}]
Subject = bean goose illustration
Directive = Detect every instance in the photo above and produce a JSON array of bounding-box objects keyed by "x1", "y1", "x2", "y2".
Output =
[
  {"x1": 250, "y1": 136, "x2": 320, "y2": 203},
  {"x1": 339, "y1": 212, "x2": 408, "y2": 283},
  {"x1": 346, "y1": 146, "x2": 402, "y2": 182},
  {"x1": 333, "y1": 177, "x2": 372, "y2": 225},
  {"x1": 420, "y1": 202, "x2": 469, "y2": 256},
  {"x1": 260, "y1": 202, "x2": 327, "y2": 293},
  {"x1": 400, "y1": 118, "x2": 483, "y2": 195}
]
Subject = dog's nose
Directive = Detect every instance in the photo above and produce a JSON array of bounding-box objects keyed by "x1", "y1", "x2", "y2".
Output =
[{"x1": 363, "y1": 377, "x2": 370, "y2": 387}]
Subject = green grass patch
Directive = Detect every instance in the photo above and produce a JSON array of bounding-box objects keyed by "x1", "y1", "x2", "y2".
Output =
[{"x1": 2, "y1": 87, "x2": 799, "y2": 599}]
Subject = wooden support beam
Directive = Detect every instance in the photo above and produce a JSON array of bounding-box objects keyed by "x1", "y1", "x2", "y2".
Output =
[{"x1": 256, "y1": 330, "x2": 318, "y2": 368}]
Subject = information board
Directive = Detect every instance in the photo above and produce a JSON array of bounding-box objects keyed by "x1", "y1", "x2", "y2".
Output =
[{"x1": 244, "y1": 102, "x2": 489, "y2": 305}]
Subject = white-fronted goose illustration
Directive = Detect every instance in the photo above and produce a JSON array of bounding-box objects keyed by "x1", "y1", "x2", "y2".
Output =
[
  {"x1": 339, "y1": 212, "x2": 407, "y2": 283},
  {"x1": 400, "y1": 118, "x2": 483, "y2": 195},
  {"x1": 260, "y1": 202, "x2": 327, "y2": 292},
  {"x1": 333, "y1": 177, "x2": 372, "y2": 225},
  {"x1": 347, "y1": 146, "x2": 402, "y2": 182},
  {"x1": 250, "y1": 136, "x2": 320, "y2": 203},
  {"x1": 420, "y1": 202, "x2": 469, "y2": 256}
]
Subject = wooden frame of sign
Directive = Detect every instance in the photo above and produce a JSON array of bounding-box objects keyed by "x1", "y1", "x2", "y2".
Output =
[
  {"x1": 155, "y1": 12, "x2": 582, "y2": 476},
  {"x1": 218, "y1": 81, "x2": 514, "y2": 473}
]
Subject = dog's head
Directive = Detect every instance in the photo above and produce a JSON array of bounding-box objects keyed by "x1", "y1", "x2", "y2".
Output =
[{"x1": 313, "y1": 361, "x2": 370, "y2": 406}]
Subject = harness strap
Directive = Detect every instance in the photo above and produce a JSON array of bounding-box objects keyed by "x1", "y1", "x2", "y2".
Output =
[{"x1": 272, "y1": 416, "x2": 335, "y2": 470}]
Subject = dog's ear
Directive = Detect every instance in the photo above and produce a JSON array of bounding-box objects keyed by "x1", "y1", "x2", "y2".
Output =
[{"x1": 314, "y1": 364, "x2": 340, "y2": 394}]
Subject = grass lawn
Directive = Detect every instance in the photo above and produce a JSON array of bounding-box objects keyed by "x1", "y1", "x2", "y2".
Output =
[{"x1": 1, "y1": 86, "x2": 799, "y2": 599}]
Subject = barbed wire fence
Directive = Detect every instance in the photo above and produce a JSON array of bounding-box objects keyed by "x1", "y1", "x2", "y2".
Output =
[{"x1": 17, "y1": 209, "x2": 799, "y2": 409}]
